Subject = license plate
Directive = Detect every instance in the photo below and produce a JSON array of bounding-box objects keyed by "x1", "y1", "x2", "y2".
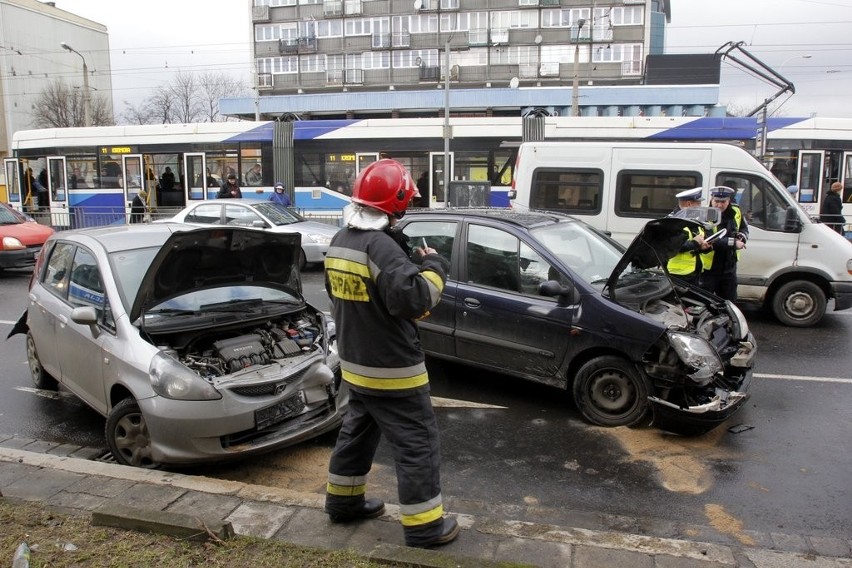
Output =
[{"x1": 255, "y1": 392, "x2": 306, "y2": 430}]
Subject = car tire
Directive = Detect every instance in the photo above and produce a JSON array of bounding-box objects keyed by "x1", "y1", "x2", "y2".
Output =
[
  {"x1": 105, "y1": 398, "x2": 161, "y2": 469},
  {"x1": 573, "y1": 355, "x2": 649, "y2": 427},
  {"x1": 771, "y1": 280, "x2": 826, "y2": 328},
  {"x1": 26, "y1": 332, "x2": 58, "y2": 390}
]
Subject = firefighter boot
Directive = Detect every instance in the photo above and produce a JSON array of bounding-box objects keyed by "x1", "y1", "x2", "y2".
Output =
[
  {"x1": 405, "y1": 516, "x2": 460, "y2": 548},
  {"x1": 325, "y1": 497, "x2": 386, "y2": 523}
]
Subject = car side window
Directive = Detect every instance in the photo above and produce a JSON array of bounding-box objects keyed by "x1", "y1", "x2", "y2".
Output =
[
  {"x1": 225, "y1": 204, "x2": 264, "y2": 227},
  {"x1": 400, "y1": 221, "x2": 457, "y2": 278},
  {"x1": 466, "y1": 225, "x2": 520, "y2": 292},
  {"x1": 518, "y1": 242, "x2": 560, "y2": 295},
  {"x1": 68, "y1": 247, "x2": 115, "y2": 330},
  {"x1": 185, "y1": 204, "x2": 222, "y2": 225},
  {"x1": 43, "y1": 241, "x2": 75, "y2": 298}
]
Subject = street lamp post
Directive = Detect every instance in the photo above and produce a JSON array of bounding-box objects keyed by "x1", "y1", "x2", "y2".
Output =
[
  {"x1": 571, "y1": 19, "x2": 586, "y2": 117},
  {"x1": 60, "y1": 42, "x2": 92, "y2": 127}
]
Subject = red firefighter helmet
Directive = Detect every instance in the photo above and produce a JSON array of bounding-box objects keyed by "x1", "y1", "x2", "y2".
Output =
[{"x1": 351, "y1": 159, "x2": 416, "y2": 217}]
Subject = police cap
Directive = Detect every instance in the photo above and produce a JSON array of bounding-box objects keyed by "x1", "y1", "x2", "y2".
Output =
[
  {"x1": 710, "y1": 186, "x2": 736, "y2": 199},
  {"x1": 675, "y1": 187, "x2": 703, "y2": 201}
]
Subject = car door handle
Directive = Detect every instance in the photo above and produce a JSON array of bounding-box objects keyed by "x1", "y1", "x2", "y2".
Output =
[
  {"x1": 57, "y1": 315, "x2": 68, "y2": 326},
  {"x1": 463, "y1": 297, "x2": 481, "y2": 308}
]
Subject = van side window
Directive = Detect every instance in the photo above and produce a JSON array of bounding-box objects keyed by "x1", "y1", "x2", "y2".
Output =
[
  {"x1": 530, "y1": 169, "x2": 602, "y2": 213},
  {"x1": 615, "y1": 171, "x2": 701, "y2": 218},
  {"x1": 718, "y1": 174, "x2": 790, "y2": 232}
]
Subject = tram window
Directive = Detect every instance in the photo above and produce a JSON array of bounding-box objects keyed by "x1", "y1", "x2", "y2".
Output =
[
  {"x1": 241, "y1": 147, "x2": 265, "y2": 186},
  {"x1": 68, "y1": 158, "x2": 96, "y2": 189},
  {"x1": 97, "y1": 156, "x2": 123, "y2": 189}
]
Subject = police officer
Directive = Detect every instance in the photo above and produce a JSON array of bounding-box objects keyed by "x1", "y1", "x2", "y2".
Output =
[
  {"x1": 702, "y1": 186, "x2": 748, "y2": 301},
  {"x1": 667, "y1": 187, "x2": 711, "y2": 285},
  {"x1": 323, "y1": 159, "x2": 459, "y2": 548}
]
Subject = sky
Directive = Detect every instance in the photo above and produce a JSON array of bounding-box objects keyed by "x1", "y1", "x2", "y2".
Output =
[{"x1": 60, "y1": 0, "x2": 852, "y2": 119}]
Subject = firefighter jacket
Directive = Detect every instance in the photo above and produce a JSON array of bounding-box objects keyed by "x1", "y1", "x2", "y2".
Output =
[
  {"x1": 325, "y1": 226, "x2": 449, "y2": 397},
  {"x1": 705, "y1": 204, "x2": 748, "y2": 272}
]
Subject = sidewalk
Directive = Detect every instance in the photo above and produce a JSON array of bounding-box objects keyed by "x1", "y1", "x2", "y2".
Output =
[{"x1": 1, "y1": 436, "x2": 850, "y2": 568}]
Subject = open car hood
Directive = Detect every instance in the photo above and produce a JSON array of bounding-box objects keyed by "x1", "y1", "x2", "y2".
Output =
[
  {"x1": 130, "y1": 227, "x2": 302, "y2": 322},
  {"x1": 604, "y1": 217, "x2": 705, "y2": 304}
]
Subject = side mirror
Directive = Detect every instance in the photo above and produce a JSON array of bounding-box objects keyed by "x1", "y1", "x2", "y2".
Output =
[
  {"x1": 70, "y1": 306, "x2": 100, "y2": 337},
  {"x1": 539, "y1": 279, "x2": 573, "y2": 298}
]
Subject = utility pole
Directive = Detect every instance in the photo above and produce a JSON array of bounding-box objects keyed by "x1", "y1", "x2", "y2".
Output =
[
  {"x1": 571, "y1": 19, "x2": 586, "y2": 117},
  {"x1": 60, "y1": 42, "x2": 92, "y2": 127}
]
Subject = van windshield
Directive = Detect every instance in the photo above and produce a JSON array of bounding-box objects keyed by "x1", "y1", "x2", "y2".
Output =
[{"x1": 530, "y1": 221, "x2": 623, "y2": 286}]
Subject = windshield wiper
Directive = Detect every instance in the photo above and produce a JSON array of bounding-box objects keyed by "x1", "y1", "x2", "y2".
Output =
[{"x1": 145, "y1": 308, "x2": 196, "y2": 316}]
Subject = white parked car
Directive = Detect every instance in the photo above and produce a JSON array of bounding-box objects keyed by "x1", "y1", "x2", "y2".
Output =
[
  {"x1": 164, "y1": 199, "x2": 339, "y2": 269},
  {"x1": 11, "y1": 224, "x2": 345, "y2": 468}
]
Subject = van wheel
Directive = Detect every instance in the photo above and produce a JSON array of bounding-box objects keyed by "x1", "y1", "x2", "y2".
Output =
[
  {"x1": 771, "y1": 280, "x2": 826, "y2": 327},
  {"x1": 26, "y1": 332, "x2": 57, "y2": 390},
  {"x1": 105, "y1": 398, "x2": 161, "y2": 469},
  {"x1": 573, "y1": 355, "x2": 649, "y2": 427}
]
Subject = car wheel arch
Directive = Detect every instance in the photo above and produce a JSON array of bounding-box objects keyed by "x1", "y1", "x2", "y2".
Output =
[{"x1": 569, "y1": 351, "x2": 652, "y2": 427}]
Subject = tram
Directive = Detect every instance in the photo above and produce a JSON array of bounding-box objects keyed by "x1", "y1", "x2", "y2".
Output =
[{"x1": 5, "y1": 115, "x2": 852, "y2": 226}]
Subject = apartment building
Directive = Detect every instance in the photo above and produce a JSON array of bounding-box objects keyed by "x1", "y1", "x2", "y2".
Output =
[{"x1": 221, "y1": 0, "x2": 723, "y2": 120}]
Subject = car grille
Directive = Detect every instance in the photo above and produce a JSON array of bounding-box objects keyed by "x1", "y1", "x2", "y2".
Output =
[{"x1": 228, "y1": 366, "x2": 311, "y2": 397}]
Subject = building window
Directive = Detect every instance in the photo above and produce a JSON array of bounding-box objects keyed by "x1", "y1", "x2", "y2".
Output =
[
  {"x1": 611, "y1": 6, "x2": 643, "y2": 26},
  {"x1": 301, "y1": 54, "x2": 327, "y2": 73},
  {"x1": 362, "y1": 51, "x2": 390, "y2": 69}
]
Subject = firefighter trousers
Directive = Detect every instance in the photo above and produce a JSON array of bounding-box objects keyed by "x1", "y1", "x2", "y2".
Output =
[{"x1": 326, "y1": 388, "x2": 445, "y2": 543}]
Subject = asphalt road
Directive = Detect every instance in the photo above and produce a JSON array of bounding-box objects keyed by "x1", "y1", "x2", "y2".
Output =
[{"x1": 1, "y1": 265, "x2": 850, "y2": 546}]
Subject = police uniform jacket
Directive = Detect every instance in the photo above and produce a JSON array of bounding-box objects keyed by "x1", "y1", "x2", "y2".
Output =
[
  {"x1": 325, "y1": 227, "x2": 449, "y2": 397},
  {"x1": 706, "y1": 204, "x2": 748, "y2": 273}
]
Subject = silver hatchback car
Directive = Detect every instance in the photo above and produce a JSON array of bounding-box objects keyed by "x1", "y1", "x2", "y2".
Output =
[{"x1": 11, "y1": 224, "x2": 345, "y2": 468}]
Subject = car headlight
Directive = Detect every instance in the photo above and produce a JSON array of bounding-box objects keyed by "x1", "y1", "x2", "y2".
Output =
[
  {"x1": 726, "y1": 300, "x2": 749, "y2": 340},
  {"x1": 149, "y1": 352, "x2": 222, "y2": 401},
  {"x1": 668, "y1": 332, "x2": 723, "y2": 384},
  {"x1": 305, "y1": 233, "x2": 333, "y2": 245},
  {"x1": 2, "y1": 236, "x2": 25, "y2": 251}
]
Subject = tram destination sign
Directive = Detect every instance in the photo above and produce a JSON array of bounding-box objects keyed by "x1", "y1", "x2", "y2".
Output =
[{"x1": 99, "y1": 146, "x2": 135, "y2": 155}]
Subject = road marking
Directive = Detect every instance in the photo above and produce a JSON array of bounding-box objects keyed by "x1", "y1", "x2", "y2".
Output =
[
  {"x1": 431, "y1": 396, "x2": 506, "y2": 409},
  {"x1": 754, "y1": 373, "x2": 852, "y2": 384},
  {"x1": 12, "y1": 386, "x2": 75, "y2": 400},
  {"x1": 0, "y1": 320, "x2": 19, "y2": 325}
]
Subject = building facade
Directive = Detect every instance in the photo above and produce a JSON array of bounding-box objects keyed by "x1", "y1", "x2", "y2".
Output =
[
  {"x1": 222, "y1": 0, "x2": 727, "y2": 120},
  {"x1": 0, "y1": 0, "x2": 112, "y2": 159}
]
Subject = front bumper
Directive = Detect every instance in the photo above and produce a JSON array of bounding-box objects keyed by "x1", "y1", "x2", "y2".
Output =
[
  {"x1": 0, "y1": 247, "x2": 40, "y2": 269},
  {"x1": 830, "y1": 280, "x2": 852, "y2": 311},
  {"x1": 649, "y1": 377, "x2": 751, "y2": 436}
]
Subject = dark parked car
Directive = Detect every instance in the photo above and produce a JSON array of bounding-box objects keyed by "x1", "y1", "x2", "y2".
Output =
[
  {"x1": 397, "y1": 209, "x2": 756, "y2": 435},
  {"x1": 11, "y1": 224, "x2": 345, "y2": 468}
]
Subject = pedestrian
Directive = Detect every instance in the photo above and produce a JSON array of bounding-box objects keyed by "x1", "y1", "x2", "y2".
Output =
[
  {"x1": 218, "y1": 172, "x2": 243, "y2": 198},
  {"x1": 701, "y1": 186, "x2": 748, "y2": 301},
  {"x1": 245, "y1": 163, "x2": 263, "y2": 186},
  {"x1": 820, "y1": 181, "x2": 846, "y2": 234},
  {"x1": 667, "y1": 187, "x2": 710, "y2": 285},
  {"x1": 323, "y1": 159, "x2": 459, "y2": 549},
  {"x1": 159, "y1": 167, "x2": 176, "y2": 191},
  {"x1": 130, "y1": 190, "x2": 147, "y2": 223},
  {"x1": 269, "y1": 181, "x2": 291, "y2": 206},
  {"x1": 413, "y1": 171, "x2": 429, "y2": 207}
]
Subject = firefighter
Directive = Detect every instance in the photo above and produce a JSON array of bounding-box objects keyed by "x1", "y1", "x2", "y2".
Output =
[
  {"x1": 323, "y1": 159, "x2": 459, "y2": 548},
  {"x1": 667, "y1": 187, "x2": 711, "y2": 285}
]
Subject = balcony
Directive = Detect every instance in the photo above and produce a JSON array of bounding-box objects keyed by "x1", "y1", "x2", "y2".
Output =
[
  {"x1": 257, "y1": 73, "x2": 273, "y2": 90},
  {"x1": 540, "y1": 0, "x2": 560, "y2": 5},
  {"x1": 345, "y1": 69, "x2": 364, "y2": 84},
  {"x1": 252, "y1": 5, "x2": 270, "y2": 22},
  {"x1": 372, "y1": 33, "x2": 391, "y2": 49},
  {"x1": 539, "y1": 62, "x2": 559, "y2": 77},
  {"x1": 393, "y1": 31, "x2": 411, "y2": 48},
  {"x1": 323, "y1": 0, "x2": 343, "y2": 16},
  {"x1": 622, "y1": 60, "x2": 642, "y2": 76},
  {"x1": 327, "y1": 69, "x2": 344, "y2": 85},
  {"x1": 469, "y1": 29, "x2": 488, "y2": 46},
  {"x1": 419, "y1": 66, "x2": 440, "y2": 81},
  {"x1": 345, "y1": 0, "x2": 362, "y2": 15},
  {"x1": 518, "y1": 64, "x2": 538, "y2": 79},
  {"x1": 278, "y1": 37, "x2": 318, "y2": 54}
]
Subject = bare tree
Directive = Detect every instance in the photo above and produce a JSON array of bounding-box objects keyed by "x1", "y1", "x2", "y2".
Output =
[
  {"x1": 197, "y1": 71, "x2": 249, "y2": 122},
  {"x1": 121, "y1": 99, "x2": 154, "y2": 125},
  {"x1": 31, "y1": 80, "x2": 113, "y2": 127},
  {"x1": 147, "y1": 85, "x2": 178, "y2": 124},
  {"x1": 170, "y1": 71, "x2": 204, "y2": 123}
]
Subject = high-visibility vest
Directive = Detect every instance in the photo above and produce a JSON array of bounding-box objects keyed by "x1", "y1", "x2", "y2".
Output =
[{"x1": 668, "y1": 226, "x2": 705, "y2": 275}]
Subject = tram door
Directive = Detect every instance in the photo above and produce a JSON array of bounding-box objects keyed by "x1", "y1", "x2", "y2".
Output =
[
  {"x1": 796, "y1": 151, "x2": 824, "y2": 215},
  {"x1": 3, "y1": 159, "x2": 22, "y2": 210},
  {"x1": 428, "y1": 151, "x2": 454, "y2": 208},
  {"x1": 46, "y1": 156, "x2": 69, "y2": 227},
  {"x1": 842, "y1": 152, "x2": 852, "y2": 220},
  {"x1": 184, "y1": 153, "x2": 208, "y2": 202},
  {"x1": 122, "y1": 155, "x2": 144, "y2": 221}
]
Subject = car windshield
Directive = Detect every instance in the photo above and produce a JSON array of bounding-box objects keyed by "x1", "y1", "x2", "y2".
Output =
[
  {"x1": 253, "y1": 202, "x2": 305, "y2": 226},
  {"x1": 0, "y1": 205, "x2": 25, "y2": 225},
  {"x1": 529, "y1": 220, "x2": 623, "y2": 287}
]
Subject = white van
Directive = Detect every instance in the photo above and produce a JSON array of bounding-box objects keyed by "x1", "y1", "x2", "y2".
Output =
[{"x1": 510, "y1": 141, "x2": 852, "y2": 327}]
